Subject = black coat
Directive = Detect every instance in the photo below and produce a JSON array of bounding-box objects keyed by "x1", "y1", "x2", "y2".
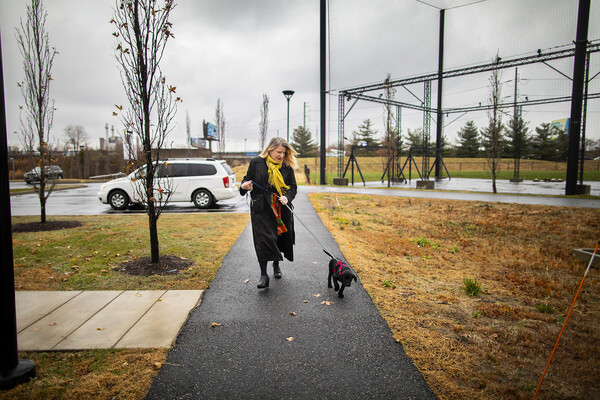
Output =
[{"x1": 240, "y1": 157, "x2": 297, "y2": 262}]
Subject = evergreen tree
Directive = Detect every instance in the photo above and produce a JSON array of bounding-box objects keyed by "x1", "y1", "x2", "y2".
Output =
[
  {"x1": 554, "y1": 127, "x2": 569, "y2": 161},
  {"x1": 455, "y1": 121, "x2": 481, "y2": 157},
  {"x1": 351, "y1": 119, "x2": 379, "y2": 147},
  {"x1": 504, "y1": 114, "x2": 530, "y2": 159},
  {"x1": 405, "y1": 128, "x2": 424, "y2": 149},
  {"x1": 291, "y1": 126, "x2": 318, "y2": 157},
  {"x1": 532, "y1": 123, "x2": 563, "y2": 161}
]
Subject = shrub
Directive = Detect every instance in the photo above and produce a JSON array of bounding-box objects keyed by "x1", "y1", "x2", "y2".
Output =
[{"x1": 463, "y1": 277, "x2": 482, "y2": 296}]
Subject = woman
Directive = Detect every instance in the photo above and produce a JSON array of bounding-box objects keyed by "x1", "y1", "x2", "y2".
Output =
[{"x1": 240, "y1": 137, "x2": 298, "y2": 289}]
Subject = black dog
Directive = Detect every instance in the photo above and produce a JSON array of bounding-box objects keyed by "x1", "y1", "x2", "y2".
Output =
[{"x1": 328, "y1": 258, "x2": 358, "y2": 298}]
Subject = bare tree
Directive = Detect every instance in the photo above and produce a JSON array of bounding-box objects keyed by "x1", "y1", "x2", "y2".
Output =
[
  {"x1": 15, "y1": 0, "x2": 58, "y2": 223},
  {"x1": 111, "y1": 0, "x2": 180, "y2": 263},
  {"x1": 185, "y1": 110, "x2": 191, "y2": 148},
  {"x1": 215, "y1": 98, "x2": 226, "y2": 153},
  {"x1": 64, "y1": 124, "x2": 89, "y2": 150},
  {"x1": 382, "y1": 74, "x2": 398, "y2": 187},
  {"x1": 259, "y1": 94, "x2": 269, "y2": 150},
  {"x1": 481, "y1": 56, "x2": 504, "y2": 194}
]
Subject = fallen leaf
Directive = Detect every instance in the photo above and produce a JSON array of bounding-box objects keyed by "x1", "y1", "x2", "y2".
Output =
[
  {"x1": 210, "y1": 322, "x2": 222, "y2": 328},
  {"x1": 49, "y1": 322, "x2": 57, "y2": 326},
  {"x1": 244, "y1": 279, "x2": 250, "y2": 284},
  {"x1": 97, "y1": 327, "x2": 105, "y2": 331},
  {"x1": 289, "y1": 312, "x2": 297, "y2": 316},
  {"x1": 313, "y1": 294, "x2": 321, "y2": 298},
  {"x1": 321, "y1": 301, "x2": 334, "y2": 306},
  {"x1": 153, "y1": 362, "x2": 162, "y2": 370},
  {"x1": 286, "y1": 337, "x2": 294, "y2": 342},
  {"x1": 303, "y1": 300, "x2": 309, "y2": 303}
]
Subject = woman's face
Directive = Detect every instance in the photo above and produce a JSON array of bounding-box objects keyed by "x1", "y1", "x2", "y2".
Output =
[{"x1": 269, "y1": 145, "x2": 286, "y2": 163}]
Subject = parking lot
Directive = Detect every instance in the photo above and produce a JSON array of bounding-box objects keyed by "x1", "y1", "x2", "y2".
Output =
[{"x1": 9, "y1": 181, "x2": 250, "y2": 216}]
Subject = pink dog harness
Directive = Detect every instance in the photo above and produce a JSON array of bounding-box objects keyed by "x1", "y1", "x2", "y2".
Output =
[{"x1": 336, "y1": 261, "x2": 345, "y2": 274}]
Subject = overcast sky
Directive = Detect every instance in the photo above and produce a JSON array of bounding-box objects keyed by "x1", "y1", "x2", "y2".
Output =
[{"x1": 1, "y1": 0, "x2": 599, "y2": 153}]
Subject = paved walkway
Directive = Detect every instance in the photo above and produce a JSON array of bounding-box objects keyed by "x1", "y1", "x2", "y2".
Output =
[
  {"x1": 145, "y1": 193, "x2": 436, "y2": 399},
  {"x1": 16, "y1": 290, "x2": 202, "y2": 351}
]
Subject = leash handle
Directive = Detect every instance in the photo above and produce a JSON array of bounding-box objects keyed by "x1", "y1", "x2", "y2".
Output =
[{"x1": 249, "y1": 180, "x2": 337, "y2": 261}]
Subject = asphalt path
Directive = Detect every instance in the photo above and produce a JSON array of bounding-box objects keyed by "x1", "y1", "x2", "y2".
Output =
[{"x1": 145, "y1": 193, "x2": 436, "y2": 399}]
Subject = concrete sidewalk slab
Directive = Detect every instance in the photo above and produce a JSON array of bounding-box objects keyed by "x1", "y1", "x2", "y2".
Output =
[
  {"x1": 16, "y1": 290, "x2": 203, "y2": 351},
  {"x1": 16, "y1": 291, "x2": 81, "y2": 332},
  {"x1": 54, "y1": 290, "x2": 166, "y2": 350},
  {"x1": 116, "y1": 290, "x2": 203, "y2": 348},
  {"x1": 18, "y1": 290, "x2": 123, "y2": 351}
]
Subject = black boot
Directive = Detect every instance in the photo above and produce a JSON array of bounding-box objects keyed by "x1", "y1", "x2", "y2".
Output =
[
  {"x1": 273, "y1": 261, "x2": 282, "y2": 279},
  {"x1": 257, "y1": 275, "x2": 269, "y2": 289}
]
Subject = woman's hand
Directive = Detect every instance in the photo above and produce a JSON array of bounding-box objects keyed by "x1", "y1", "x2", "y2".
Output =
[
  {"x1": 241, "y1": 181, "x2": 253, "y2": 191},
  {"x1": 279, "y1": 196, "x2": 288, "y2": 206}
]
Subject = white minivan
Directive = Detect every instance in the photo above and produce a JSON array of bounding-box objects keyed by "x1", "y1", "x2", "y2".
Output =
[{"x1": 98, "y1": 158, "x2": 238, "y2": 210}]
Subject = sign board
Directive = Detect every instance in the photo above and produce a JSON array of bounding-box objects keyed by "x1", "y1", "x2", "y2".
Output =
[
  {"x1": 190, "y1": 138, "x2": 206, "y2": 148},
  {"x1": 551, "y1": 118, "x2": 570, "y2": 135},
  {"x1": 204, "y1": 121, "x2": 218, "y2": 140}
]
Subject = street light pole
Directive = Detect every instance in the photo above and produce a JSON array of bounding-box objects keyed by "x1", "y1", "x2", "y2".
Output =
[{"x1": 282, "y1": 90, "x2": 294, "y2": 142}]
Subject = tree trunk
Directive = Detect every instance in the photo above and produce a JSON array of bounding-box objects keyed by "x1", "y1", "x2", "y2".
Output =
[
  {"x1": 149, "y1": 212, "x2": 159, "y2": 263},
  {"x1": 39, "y1": 178, "x2": 46, "y2": 223}
]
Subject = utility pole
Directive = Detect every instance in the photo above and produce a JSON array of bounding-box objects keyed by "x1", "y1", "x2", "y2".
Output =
[
  {"x1": 319, "y1": 0, "x2": 327, "y2": 185},
  {"x1": 566, "y1": 0, "x2": 590, "y2": 195},
  {"x1": 303, "y1": 102, "x2": 307, "y2": 129},
  {"x1": 511, "y1": 68, "x2": 522, "y2": 182},
  {"x1": 434, "y1": 8, "x2": 445, "y2": 179}
]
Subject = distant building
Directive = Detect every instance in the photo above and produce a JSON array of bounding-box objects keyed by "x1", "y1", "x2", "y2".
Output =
[{"x1": 100, "y1": 136, "x2": 123, "y2": 151}]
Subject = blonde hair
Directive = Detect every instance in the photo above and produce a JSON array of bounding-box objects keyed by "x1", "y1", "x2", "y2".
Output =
[{"x1": 259, "y1": 137, "x2": 298, "y2": 169}]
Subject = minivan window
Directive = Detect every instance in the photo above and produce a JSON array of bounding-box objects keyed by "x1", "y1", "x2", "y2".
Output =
[
  {"x1": 221, "y1": 162, "x2": 234, "y2": 175},
  {"x1": 189, "y1": 164, "x2": 217, "y2": 176}
]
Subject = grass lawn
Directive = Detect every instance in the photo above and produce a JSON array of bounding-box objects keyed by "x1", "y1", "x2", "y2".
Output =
[
  {"x1": 309, "y1": 193, "x2": 600, "y2": 400},
  {"x1": 3, "y1": 213, "x2": 249, "y2": 400},
  {"x1": 5, "y1": 170, "x2": 600, "y2": 399}
]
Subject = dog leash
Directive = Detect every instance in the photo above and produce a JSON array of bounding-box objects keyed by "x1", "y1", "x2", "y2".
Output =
[{"x1": 249, "y1": 180, "x2": 336, "y2": 260}]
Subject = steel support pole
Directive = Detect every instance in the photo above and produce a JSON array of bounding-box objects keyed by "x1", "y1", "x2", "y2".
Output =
[
  {"x1": 566, "y1": 0, "x2": 590, "y2": 195},
  {"x1": 435, "y1": 9, "x2": 444, "y2": 179},
  {"x1": 320, "y1": 0, "x2": 327, "y2": 184},
  {"x1": 0, "y1": 30, "x2": 36, "y2": 390}
]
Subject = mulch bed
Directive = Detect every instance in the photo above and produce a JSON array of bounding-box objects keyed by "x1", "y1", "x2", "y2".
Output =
[
  {"x1": 114, "y1": 255, "x2": 194, "y2": 276},
  {"x1": 12, "y1": 220, "x2": 84, "y2": 233}
]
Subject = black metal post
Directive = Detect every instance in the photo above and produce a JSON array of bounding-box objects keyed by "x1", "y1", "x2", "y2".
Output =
[
  {"x1": 0, "y1": 30, "x2": 36, "y2": 390},
  {"x1": 282, "y1": 90, "x2": 294, "y2": 143},
  {"x1": 320, "y1": 0, "x2": 327, "y2": 184},
  {"x1": 435, "y1": 9, "x2": 444, "y2": 179},
  {"x1": 566, "y1": 0, "x2": 590, "y2": 195}
]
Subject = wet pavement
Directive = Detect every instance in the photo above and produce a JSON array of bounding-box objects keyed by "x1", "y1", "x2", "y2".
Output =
[
  {"x1": 145, "y1": 193, "x2": 436, "y2": 400},
  {"x1": 345, "y1": 176, "x2": 600, "y2": 197},
  {"x1": 9, "y1": 178, "x2": 600, "y2": 216}
]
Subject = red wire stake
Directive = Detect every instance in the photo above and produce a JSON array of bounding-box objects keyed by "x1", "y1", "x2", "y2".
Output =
[{"x1": 532, "y1": 241, "x2": 600, "y2": 400}]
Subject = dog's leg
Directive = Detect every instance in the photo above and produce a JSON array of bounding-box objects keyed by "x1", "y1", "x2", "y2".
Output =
[
  {"x1": 338, "y1": 284, "x2": 345, "y2": 298},
  {"x1": 328, "y1": 266, "x2": 333, "y2": 288}
]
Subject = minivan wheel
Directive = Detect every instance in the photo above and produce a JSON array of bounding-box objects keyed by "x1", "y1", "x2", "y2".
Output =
[
  {"x1": 108, "y1": 189, "x2": 129, "y2": 210},
  {"x1": 193, "y1": 189, "x2": 213, "y2": 209}
]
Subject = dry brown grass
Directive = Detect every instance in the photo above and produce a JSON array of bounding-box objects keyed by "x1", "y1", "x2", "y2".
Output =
[
  {"x1": 1, "y1": 349, "x2": 168, "y2": 400},
  {"x1": 309, "y1": 193, "x2": 600, "y2": 400}
]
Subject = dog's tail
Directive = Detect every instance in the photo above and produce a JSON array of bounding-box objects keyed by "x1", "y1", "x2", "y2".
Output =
[{"x1": 323, "y1": 248, "x2": 335, "y2": 260}]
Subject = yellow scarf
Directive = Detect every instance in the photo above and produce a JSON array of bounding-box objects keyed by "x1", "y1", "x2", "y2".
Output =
[{"x1": 266, "y1": 155, "x2": 289, "y2": 196}]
